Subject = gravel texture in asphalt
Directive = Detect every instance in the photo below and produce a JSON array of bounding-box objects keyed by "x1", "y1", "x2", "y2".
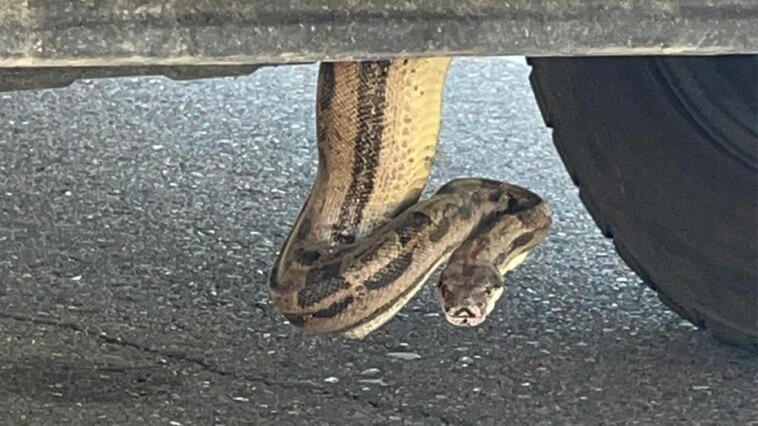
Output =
[{"x1": 1, "y1": 58, "x2": 756, "y2": 425}]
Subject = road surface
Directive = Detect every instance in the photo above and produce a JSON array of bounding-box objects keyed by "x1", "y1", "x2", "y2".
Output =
[{"x1": 1, "y1": 58, "x2": 756, "y2": 425}]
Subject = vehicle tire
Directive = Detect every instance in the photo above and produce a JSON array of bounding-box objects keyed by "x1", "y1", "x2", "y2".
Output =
[{"x1": 526, "y1": 55, "x2": 757, "y2": 351}]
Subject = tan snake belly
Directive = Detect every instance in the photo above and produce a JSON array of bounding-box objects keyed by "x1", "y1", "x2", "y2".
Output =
[{"x1": 268, "y1": 58, "x2": 552, "y2": 339}]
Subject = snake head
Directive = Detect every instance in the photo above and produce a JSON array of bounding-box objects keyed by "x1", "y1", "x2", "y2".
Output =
[{"x1": 437, "y1": 263, "x2": 505, "y2": 327}]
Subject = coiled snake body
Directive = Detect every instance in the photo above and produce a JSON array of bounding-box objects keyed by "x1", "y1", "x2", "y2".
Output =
[{"x1": 269, "y1": 58, "x2": 552, "y2": 338}]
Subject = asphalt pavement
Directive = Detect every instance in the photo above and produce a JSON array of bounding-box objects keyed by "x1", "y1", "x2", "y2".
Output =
[{"x1": 1, "y1": 57, "x2": 756, "y2": 425}]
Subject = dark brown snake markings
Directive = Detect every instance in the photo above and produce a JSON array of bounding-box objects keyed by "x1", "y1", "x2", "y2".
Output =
[{"x1": 268, "y1": 58, "x2": 552, "y2": 337}]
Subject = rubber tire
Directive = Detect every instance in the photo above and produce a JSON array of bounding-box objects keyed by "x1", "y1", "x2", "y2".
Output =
[{"x1": 526, "y1": 55, "x2": 757, "y2": 351}]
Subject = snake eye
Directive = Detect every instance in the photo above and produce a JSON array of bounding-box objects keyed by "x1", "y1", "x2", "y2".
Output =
[{"x1": 483, "y1": 283, "x2": 504, "y2": 299}]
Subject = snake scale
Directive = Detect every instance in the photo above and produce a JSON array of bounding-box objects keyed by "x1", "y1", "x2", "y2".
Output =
[{"x1": 268, "y1": 57, "x2": 552, "y2": 339}]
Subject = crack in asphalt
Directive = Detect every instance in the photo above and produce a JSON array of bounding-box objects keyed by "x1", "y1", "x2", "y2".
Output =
[
  {"x1": 0, "y1": 311, "x2": 291, "y2": 388},
  {"x1": 0, "y1": 311, "x2": 457, "y2": 423}
]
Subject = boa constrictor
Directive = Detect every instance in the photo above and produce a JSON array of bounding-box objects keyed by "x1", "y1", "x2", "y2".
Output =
[{"x1": 268, "y1": 58, "x2": 551, "y2": 339}]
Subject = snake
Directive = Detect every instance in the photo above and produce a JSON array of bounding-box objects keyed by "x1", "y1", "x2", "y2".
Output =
[{"x1": 268, "y1": 57, "x2": 552, "y2": 339}]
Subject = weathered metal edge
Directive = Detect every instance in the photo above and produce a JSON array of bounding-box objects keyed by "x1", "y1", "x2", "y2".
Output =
[{"x1": 0, "y1": 0, "x2": 756, "y2": 68}]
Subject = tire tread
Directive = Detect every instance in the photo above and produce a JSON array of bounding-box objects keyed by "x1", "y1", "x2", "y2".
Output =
[{"x1": 527, "y1": 58, "x2": 757, "y2": 351}]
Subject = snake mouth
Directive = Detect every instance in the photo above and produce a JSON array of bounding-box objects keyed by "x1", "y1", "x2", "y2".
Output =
[{"x1": 445, "y1": 307, "x2": 486, "y2": 327}]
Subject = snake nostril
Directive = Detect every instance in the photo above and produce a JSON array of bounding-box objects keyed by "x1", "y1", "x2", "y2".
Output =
[{"x1": 453, "y1": 308, "x2": 475, "y2": 318}]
